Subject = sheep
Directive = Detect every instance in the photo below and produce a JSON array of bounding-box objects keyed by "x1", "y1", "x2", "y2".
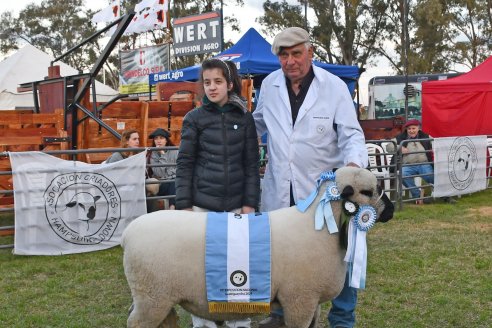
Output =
[{"x1": 121, "y1": 167, "x2": 394, "y2": 328}]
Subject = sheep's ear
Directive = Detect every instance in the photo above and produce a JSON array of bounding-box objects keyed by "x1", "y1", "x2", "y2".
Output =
[
  {"x1": 340, "y1": 185, "x2": 354, "y2": 199},
  {"x1": 94, "y1": 195, "x2": 101, "y2": 202},
  {"x1": 66, "y1": 201, "x2": 77, "y2": 208},
  {"x1": 339, "y1": 219, "x2": 349, "y2": 249}
]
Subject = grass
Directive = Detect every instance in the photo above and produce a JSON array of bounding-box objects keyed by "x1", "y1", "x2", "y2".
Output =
[{"x1": 1, "y1": 190, "x2": 491, "y2": 328}]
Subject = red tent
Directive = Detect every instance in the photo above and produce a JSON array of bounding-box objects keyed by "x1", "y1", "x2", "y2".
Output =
[{"x1": 422, "y1": 56, "x2": 492, "y2": 137}]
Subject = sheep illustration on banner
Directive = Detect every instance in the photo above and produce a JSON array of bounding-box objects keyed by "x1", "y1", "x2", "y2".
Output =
[{"x1": 9, "y1": 151, "x2": 147, "y2": 255}]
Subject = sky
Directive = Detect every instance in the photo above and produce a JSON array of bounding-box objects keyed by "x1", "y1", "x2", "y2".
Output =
[{"x1": 0, "y1": 0, "x2": 393, "y2": 105}]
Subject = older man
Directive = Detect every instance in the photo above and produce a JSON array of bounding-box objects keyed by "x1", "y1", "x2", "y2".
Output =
[{"x1": 253, "y1": 27, "x2": 368, "y2": 328}]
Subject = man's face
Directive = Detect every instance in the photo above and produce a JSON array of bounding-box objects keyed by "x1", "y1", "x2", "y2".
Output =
[
  {"x1": 406, "y1": 125, "x2": 420, "y2": 138},
  {"x1": 278, "y1": 43, "x2": 313, "y2": 83}
]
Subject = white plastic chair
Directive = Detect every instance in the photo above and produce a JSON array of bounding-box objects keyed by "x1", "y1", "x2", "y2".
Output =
[{"x1": 366, "y1": 143, "x2": 391, "y2": 194}]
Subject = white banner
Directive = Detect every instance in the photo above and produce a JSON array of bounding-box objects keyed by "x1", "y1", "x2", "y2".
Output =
[
  {"x1": 433, "y1": 136, "x2": 487, "y2": 197},
  {"x1": 9, "y1": 151, "x2": 147, "y2": 255}
]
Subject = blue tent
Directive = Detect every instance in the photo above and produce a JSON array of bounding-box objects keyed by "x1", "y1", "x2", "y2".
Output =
[{"x1": 149, "y1": 28, "x2": 359, "y2": 93}]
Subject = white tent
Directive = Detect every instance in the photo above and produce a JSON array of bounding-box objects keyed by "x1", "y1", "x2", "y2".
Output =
[{"x1": 0, "y1": 44, "x2": 118, "y2": 109}]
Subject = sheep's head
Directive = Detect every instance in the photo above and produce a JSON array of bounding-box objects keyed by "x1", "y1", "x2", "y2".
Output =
[
  {"x1": 334, "y1": 167, "x2": 394, "y2": 223},
  {"x1": 330, "y1": 167, "x2": 394, "y2": 249}
]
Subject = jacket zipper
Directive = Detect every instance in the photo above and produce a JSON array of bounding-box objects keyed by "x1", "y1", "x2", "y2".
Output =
[{"x1": 222, "y1": 112, "x2": 228, "y2": 210}]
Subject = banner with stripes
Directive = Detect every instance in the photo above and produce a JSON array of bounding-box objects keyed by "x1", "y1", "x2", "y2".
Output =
[{"x1": 206, "y1": 212, "x2": 271, "y2": 313}]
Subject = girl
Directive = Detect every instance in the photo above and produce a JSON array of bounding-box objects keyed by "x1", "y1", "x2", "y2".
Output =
[
  {"x1": 175, "y1": 59, "x2": 260, "y2": 328},
  {"x1": 146, "y1": 128, "x2": 178, "y2": 210},
  {"x1": 106, "y1": 129, "x2": 140, "y2": 163}
]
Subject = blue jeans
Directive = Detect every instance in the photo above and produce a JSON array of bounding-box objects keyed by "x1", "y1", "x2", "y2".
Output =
[
  {"x1": 327, "y1": 271, "x2": 357, "y2": 328},
  {"x1": 271, "y1": 272, "x2": 357, "y2": 328},
  {"x1": 402, "y1": 164, "x2": 434, "y2": 199}
]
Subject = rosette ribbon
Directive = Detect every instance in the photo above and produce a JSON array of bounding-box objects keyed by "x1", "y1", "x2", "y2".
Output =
[
  {"x1": 296, "y1": 171, "x2": 340, "y2": 234},
  {"x1": 343, "y1": 205, "x2": 377, "y2": 289}
]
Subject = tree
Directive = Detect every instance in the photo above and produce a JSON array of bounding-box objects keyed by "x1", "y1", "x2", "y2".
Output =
[
  {"x1": 0, "y1": 0, "x2": 99, "y2": 74},
  {"x1": 257, "y1": 0, "x2": 391, "y2": 72},
  {"x1": 410, "y1": 0, "x2": 455, "y2": 73},
  {"x1": 371, "y1": 0, "x2": 491, "y2": 74},
  {"x1": 0, "y1": 0, "x2": 245, "y2": 89},
  {"x1": 447, "y1": 0, "x2": 492, "y2": 69}
]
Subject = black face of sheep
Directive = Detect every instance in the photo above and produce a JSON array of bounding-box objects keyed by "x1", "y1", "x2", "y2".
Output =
[
  {"x1": 339, "y1": 184, "x2": 394, "y2": 249},
  {"x1": 65, "y1": 193, "x2": 101, "y2": 230}
]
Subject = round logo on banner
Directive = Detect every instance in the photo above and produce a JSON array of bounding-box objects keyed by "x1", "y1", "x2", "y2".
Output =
[
  {"x1": 230, "y1": 270, "x2": 248, "y2": 287},
  {"x1": 447, "y1": 137, "x2": 478, "y2": 190},
  {"x1": 43, "y1": 172, "x2": 121, "y2": 245}
]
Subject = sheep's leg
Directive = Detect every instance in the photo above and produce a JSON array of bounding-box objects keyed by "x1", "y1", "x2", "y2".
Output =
[
  {"x1": 308, "y1": 305, "x2": 320, "y2": 328},
  {"x1": 158, "y1": 308, "x2": 179, "y2": 328},
  {"x1": 127, "y1": 297, "x2": 177, "y2": 328},
  {"x1": 281, "y1": 297, "x2": 320, "y2": 328}
]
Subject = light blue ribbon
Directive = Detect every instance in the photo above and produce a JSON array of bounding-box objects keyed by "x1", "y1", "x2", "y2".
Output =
[
  {"x1": 296, "y1": 171, "x2": 339, "y2": 234},
  {"x1": 344, "y1": 205, "x2": 377, "y2": 289}
]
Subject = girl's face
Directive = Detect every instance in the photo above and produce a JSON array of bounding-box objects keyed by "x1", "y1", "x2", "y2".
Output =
[
  {"x1": 154, "y1": 135, "x2": 167, "y2": 147},
  {"x1": 127, "y1": 133, "x2": 140, "y2": 148},
  {"x1": 202, "y1": 68, "x2": 232, "y2": 107}
]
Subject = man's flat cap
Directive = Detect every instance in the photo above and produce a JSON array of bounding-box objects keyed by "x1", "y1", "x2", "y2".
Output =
[
  {"x1": 271, "y1": 27, "x2": 310, "y2": 55},
  {"x1": 403, "y1": 119, "x2": 421, "y2": 129}
]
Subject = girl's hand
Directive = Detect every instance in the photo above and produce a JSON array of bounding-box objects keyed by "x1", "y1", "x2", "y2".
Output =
[{"x1": 241, "y1": 206, "x2": 255, "y2": 214}]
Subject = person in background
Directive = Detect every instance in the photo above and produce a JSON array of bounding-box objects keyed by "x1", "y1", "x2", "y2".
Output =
[
  {"x1": 252, "y1": 27, "x2": 368, "y2": 328},
  {"x1": 175, "y1": 59, "x2": 260, "y2": 328},
  {"x1": 387, "y1": 119, "x2": 456, "y2": 204},
  {"x1": 146, "y1": 128, "x2": 178, "y2": 211},
  {"x1": 106, "y1": 129, "x2": 140, "y2": 163}
]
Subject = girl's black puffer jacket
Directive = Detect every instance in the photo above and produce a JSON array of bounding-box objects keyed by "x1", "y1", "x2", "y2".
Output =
[{"x1": 175, "y1": 95, "x2": 260, "y2": 212}]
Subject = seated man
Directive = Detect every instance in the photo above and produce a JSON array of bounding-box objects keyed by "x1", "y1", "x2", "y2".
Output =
[{"x1": 387, "y1": 119, "x2": 455, "y2": 204}]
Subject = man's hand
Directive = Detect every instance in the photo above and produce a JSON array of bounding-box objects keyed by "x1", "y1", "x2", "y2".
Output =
[{"x1": 241, "y1": 206, "x2": 255, "y2": 214}]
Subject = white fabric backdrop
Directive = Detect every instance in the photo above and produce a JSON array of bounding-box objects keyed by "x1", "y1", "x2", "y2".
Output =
[
  {"x1": 9, "y1": 151, "x2": 147, "y2": 255},
  {"x1": 433, "y1": 136, "x2": 487, "y2": 197}
]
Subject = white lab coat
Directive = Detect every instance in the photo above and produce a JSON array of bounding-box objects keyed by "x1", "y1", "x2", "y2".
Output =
[{"x1": 253, "y1": 66, "x2": 368, "y2": 211}]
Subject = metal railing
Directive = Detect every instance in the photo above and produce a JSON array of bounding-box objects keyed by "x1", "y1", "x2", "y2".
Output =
[{"x1": 2, "y1": 139, "x2": 492, "y2": 248}]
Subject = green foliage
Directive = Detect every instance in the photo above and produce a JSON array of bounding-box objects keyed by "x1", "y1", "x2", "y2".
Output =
[
  {"x1": 258, "y1": 0, "x2": 491, "y2": 73},
  {"x1": 0, "y1": 0, "x2": 98, "y2": 73},
  {"x1": 1, "y1": 189, "x2": 491, "y2": 327},
  {"x1": 257, "y1": 0, "x2": 392, "y2": 70}
]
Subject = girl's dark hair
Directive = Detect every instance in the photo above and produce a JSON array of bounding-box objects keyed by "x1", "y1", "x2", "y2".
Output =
[
  {"x1": 200, "y1": 59, "x2": 242, "y2": 95},
  {"x1": 151, "y1": 135, "x2": 175, "y2": 147},
  {"x1": 146, "y1": 133, "x2": 175, "y2": 177}
]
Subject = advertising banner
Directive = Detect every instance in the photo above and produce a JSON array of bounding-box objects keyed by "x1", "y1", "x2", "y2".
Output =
[
  {"x1": 172, "y1": 11, "x2": 222, "y2": 56},
  {"x1": 119, "y1": 44, "x2": 170, "y2": 94}
]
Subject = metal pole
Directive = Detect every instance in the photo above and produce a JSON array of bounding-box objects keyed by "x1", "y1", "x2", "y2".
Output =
[
  {"x1": 403, "y1": 0, "x2": 409, "y2": 121},
  {"x1": 304, "y1": 1, "x2": 308, "y2": 31},
  {"x1": 220, "y1": 0, "x2": 224, "y2": 51}
]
